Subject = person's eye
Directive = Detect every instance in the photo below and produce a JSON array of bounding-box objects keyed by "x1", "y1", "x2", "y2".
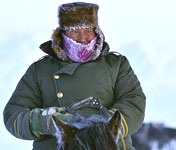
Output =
[
  {"x1": 72, "y1": 30, "x2": 79, "y2": 34},
  {"x1": 66, "y1": 30, "x2": 79, "y2": 35},
  {"x1": 86, "y1": 30, "x2": 92, "y2": 33}
]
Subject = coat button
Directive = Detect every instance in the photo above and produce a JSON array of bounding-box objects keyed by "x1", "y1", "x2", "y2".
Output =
[
  {"x1": 57, "y1": 92, "x2": 63, "y2": 98},
  {"x1": 54, "y1": 75, "x2": 60, "y2": 79}
]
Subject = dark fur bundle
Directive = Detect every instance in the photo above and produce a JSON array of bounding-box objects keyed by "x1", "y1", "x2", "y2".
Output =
[
  {"x1": 53, "y1": 111, "x2": 121, "y2": 150},
  {"x1": 68, "y1": 116, "x2": 118, "y2": 150}
]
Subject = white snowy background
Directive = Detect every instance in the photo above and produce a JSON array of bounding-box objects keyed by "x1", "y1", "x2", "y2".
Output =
[{"x1": 0, "y1": 0, "x2": 176, "y2": 149}]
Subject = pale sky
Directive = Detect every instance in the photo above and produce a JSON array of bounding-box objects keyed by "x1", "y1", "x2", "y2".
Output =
[{"x1": 0, "y1": 0, "x2": 176, "y2": 149}]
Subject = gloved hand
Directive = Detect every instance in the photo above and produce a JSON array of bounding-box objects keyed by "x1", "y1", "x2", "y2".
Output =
[{"x1": 30, "y1": 107, "x2": 73, "y2": 138}]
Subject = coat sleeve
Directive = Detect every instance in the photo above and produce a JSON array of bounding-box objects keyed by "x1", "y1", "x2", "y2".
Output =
[
  {"x1": 109, "y1": 56, "x2": 146, "y2": 137},
  {"x1": 3, "y1": 62, "x2": 42, "y2": 140}
]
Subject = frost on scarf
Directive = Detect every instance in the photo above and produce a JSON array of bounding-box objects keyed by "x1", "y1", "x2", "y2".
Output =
[{"x1": 62, "y1": 33, "x2": 97, "y2": 63}]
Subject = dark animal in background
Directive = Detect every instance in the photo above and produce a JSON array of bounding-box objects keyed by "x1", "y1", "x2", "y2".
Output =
[{"x1": 132, "y1": 123, "x2": 176, "y2": 150}]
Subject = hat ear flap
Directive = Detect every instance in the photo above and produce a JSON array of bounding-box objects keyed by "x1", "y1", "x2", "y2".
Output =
[{"x1": 108, "y1": 110, "x2": 121, "y2": 138}]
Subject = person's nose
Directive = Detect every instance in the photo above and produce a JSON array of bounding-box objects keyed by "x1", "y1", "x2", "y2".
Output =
[{"x1": 77, "y1": 33, "x2": 88, "y2": 44}]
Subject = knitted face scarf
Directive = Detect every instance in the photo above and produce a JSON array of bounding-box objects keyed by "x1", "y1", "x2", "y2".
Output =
[{"x1": 62, "y1": 33, "x2": 97, "y2": 63}]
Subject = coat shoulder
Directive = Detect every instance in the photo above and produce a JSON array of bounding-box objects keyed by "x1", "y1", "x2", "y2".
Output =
[
  {"x1": 26, "y1": 55, "x2": 56, "y2": 75},
  {"x1": 32, "y1": 55, "x2": 55, "y2": 67},
  {"x1": 104, "y1": 51, "x2": 127, "y2": 64},
  {"x1": 37, "y1": 55, "x2": 52, "y2": 62}
]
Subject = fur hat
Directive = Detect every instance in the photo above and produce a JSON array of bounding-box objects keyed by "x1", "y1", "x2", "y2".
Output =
[{"x1": 58, "y1": 2, "x2": 99, "y2": 30}]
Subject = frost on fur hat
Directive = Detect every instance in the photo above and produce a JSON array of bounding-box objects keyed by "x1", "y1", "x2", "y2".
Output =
[{"x1": 58, "y1": 2, "x2": 99, "y2": 30}]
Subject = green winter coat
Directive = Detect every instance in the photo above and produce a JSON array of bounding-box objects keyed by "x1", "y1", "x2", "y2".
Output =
[{"x1": 3, "y1": 39, "x2": 146, "y2": 150}]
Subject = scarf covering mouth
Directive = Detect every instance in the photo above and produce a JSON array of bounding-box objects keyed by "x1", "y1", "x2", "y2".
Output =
[{"x1": 62, "y1": 33, "x2": 97, "y2": 63}]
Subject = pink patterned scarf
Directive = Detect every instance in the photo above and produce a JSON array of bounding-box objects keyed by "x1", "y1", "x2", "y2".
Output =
[{"x1": 62, "y1": 33, "x2": 97, "y2": 63}]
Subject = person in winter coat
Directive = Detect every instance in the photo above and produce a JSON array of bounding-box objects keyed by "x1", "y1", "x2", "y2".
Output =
[{"x1": 3, "y1": 2, "x2": 146, "y2": 150}]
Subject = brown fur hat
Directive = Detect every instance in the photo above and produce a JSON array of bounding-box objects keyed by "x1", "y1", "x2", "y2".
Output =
[{"x1": 58, "y1": 2, "x2": 99, "y2": 30}]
